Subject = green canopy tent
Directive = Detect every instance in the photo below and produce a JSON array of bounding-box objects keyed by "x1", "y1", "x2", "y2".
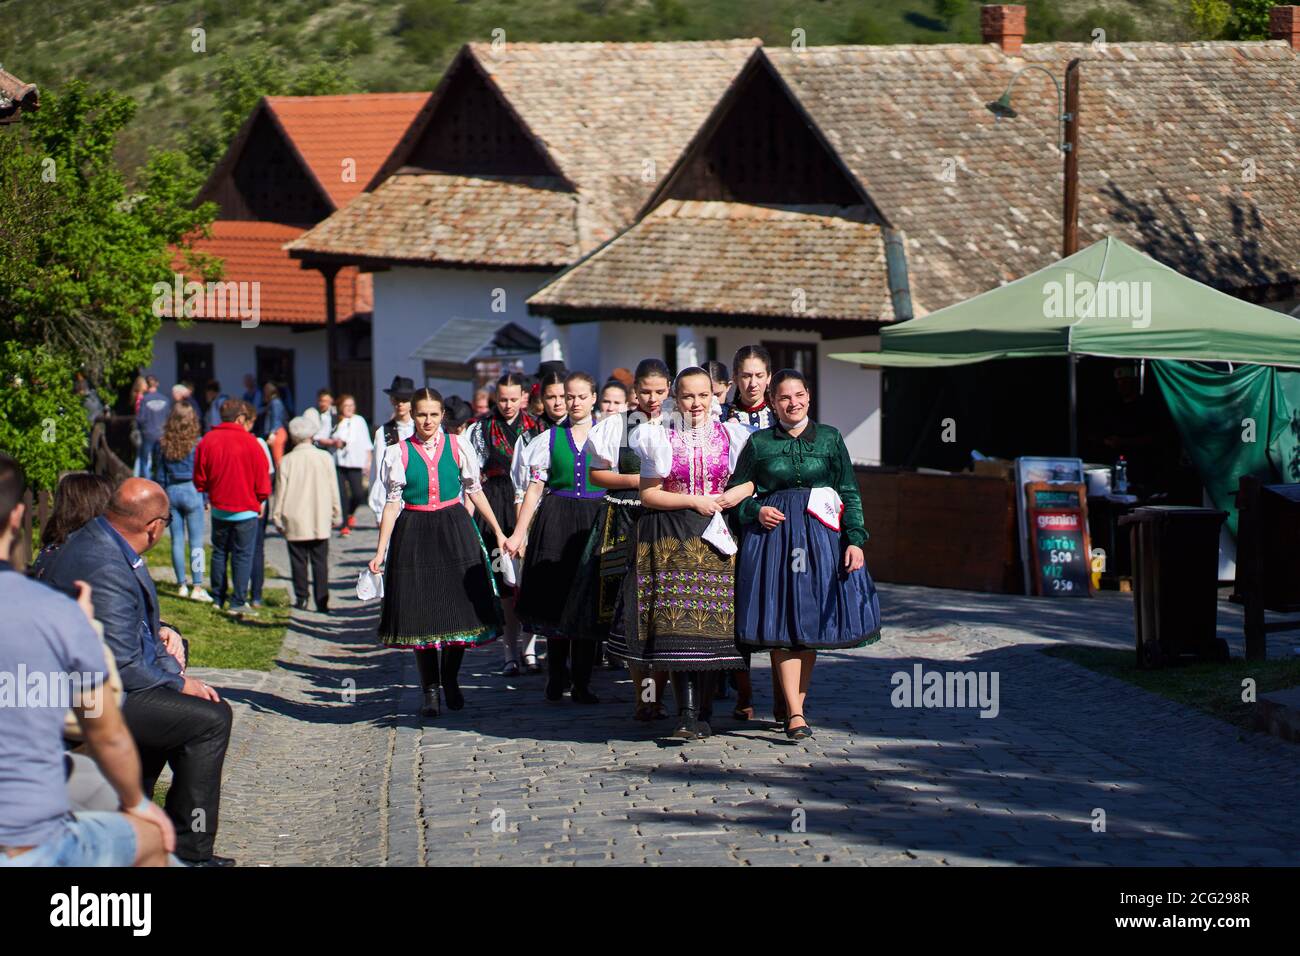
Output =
[{"x1": 831, "y1": 236, "x2": 1300, "y2": 534}]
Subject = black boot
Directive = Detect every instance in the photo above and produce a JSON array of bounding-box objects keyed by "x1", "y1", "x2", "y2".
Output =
[
  {"x1": 696, "y1": 674, "x2": 714, "y2": 736},
  {"x1": 416, "y1": 648, "x2": 442, "y2": 717},
  {"x1": 671, "y1": 673, "x2": 703, "y2": 740},
  {"x1": 442, "y1": 646, "x2": 465, "y2": 710},
  {"x1": 545, "y1": 637, "x2": 570, "y2": 701},
  {"x1": 421, "y1": 686, "x2": 441, "y2": 717},
  {"x1": 569, "y1": 639, "x2": 599, "y2": 704}
]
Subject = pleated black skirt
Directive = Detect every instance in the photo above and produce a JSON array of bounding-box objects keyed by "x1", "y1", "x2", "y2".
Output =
[
  {"x1": 610, "y1": 509, "x2": 745, "y2": 672},
  {"x1": 515, "y1": 493, "x2": 603, "y2": 637},
  {"x1": 559, "y1": 492, "x2": 641, "y2": 641},
  {"x1": 378, "y1": 505, "x2": 502, "y2": 649}
]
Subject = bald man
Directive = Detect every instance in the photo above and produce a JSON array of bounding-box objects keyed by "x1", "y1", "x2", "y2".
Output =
[{"x1": 45, "y1": 478, "x2": 236, "y2": 866}]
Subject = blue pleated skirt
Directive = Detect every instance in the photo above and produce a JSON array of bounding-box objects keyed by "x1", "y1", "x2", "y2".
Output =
[{"x1": 736, "y1": 487, "x2": 882, "y2": 651}]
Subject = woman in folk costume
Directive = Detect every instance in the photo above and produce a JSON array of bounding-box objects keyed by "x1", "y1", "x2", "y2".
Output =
[
  {"x1": 505, "y1": 372, "x2": 603, "y2": 703},
  {"x1": 504, "y1": 366, "x2": 570, "y2": 673},
  {"x1": 617, "y1": 367, "x2": 753, "y2": 739},
  {"x1": 465, "y1": 372, "x2": 541, "y2": 677},
  {"x1": 369, "y1": 388, "x2": 506, "y2": 718},
  {"x1": 561, "y1": 359, "x2": 673, "y2": 720},
  {"x1": 721, "y1": 345, "x2": 774, "y2": 432},
  {"x1": 726, "y1": 369, "x2": 882, "y2": 739}
]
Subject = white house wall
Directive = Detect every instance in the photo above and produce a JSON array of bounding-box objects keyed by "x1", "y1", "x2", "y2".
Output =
[
  {"x1": 568, "y1": 320, "x2": 881, "y2": 465},
  {"x1": 371, "y1": 266, "x2": 551, "y2": 414},
  {"x1": 148, "y1": 319, "x2": 329, "y2": 415}
]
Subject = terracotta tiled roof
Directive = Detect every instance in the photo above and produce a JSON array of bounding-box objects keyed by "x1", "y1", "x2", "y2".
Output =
[
  {"x1": 286, "y1": 173, "x2": 580, "y2": 269},
  {"x1": 528, "y1": 200, "x2": 893, "y2": 324},
  {"x1": 766, "y1": 41, "x2": 1300, "y2": 310},
  {"x1": 171, "y1": 220, "x2": 369, "y2": 326},
  {"x1": 294, "y1": 41, "x2": 758, "y2": 267},
  {"x1": 0, "y1": 67, "x2": 39, "y2": 123},
  {"x1": 262, "y1": 93, "x2": 429, "y2": 209}
]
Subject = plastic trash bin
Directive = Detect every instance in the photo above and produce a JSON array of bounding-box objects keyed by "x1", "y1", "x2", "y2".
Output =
[{"x1": 1119, "y1": 506, "x2": 1230, "y2": 668}]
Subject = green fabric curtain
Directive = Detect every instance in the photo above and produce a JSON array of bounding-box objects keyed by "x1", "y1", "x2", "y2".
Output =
[{"x1": 1152, "y1": 361, "x2": 1300, "y2": 536}]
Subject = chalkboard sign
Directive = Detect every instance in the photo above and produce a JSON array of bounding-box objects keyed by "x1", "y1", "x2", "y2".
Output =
[{"x1": 1025, "y1": 482, "x2": 1093, "y2": 598}]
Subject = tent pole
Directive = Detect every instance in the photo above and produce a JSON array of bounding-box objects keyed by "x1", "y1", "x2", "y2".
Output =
[
  {"x1": 1063, "y1": 59, "x2": 1081, "y2": 459},
  {"x1": 1068, "y1": 355, "x2": 1078, "y2": 458}
]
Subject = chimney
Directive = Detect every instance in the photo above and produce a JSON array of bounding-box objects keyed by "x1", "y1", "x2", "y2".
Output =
[
  {"x1": 1271, "y1": 6, "x2": 1300, "y2": 50},
  {"x1": 981, "y1": 5, "x2": 1026, "y2": 55}
]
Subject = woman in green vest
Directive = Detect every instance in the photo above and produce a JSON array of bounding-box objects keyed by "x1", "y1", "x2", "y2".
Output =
[
  {"x1": 369, "y1": 387, "x2": 507, "y2": 718},
  {"x1": 505, "y1": 371, "x2": 604, "y2": 704},
  {"x1": 561, "y1": 358, "x2": 674, "y2": 721}
]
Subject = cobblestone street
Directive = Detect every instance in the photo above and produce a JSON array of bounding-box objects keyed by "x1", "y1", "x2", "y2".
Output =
[{"x1": 192, "y1": 521, "x2": 1300, "y2": 866}]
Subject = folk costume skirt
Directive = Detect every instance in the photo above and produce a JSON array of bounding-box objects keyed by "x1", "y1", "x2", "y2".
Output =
[
  {"x1": 735, "y1": 488, "x2": 881, "y2": 651},
  {"x1": 610, "y1": 509, "x2": 745, "y2": 673},
  {"x1": 476, "y1": 473, "x2": 517, "y2": 594},
  {"x1": 515, "y1": 493, "x2": 603, "y2": 638},
  {"x1": 559, "y1": 491, "x2": 641, "y2": 641},
  {"x1": 378, "y1": 505, "x2": 502, "y2": 650}
]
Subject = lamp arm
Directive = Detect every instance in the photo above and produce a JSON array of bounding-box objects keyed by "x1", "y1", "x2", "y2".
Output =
[{"x1": 997, "y1": 65, "x2": 1068, "y2": 152}]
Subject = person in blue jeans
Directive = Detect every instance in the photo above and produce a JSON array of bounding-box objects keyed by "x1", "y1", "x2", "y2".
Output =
[
  {"x1": 154, "y1": 403, "x2": 213, "y2": 603},
  {"x1": 134, "y1": 378, "x2": 171, "y2": 479},
  {"x1": 194, "y1": 399, "x2": 271, "y2": 618}
]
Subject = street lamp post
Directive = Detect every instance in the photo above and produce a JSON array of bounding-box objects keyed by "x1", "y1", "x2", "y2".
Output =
[{"x1": 987, "y1": 59, "x2": 1082, "y2": 456}]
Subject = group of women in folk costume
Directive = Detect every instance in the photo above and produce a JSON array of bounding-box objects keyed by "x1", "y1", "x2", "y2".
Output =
[{"x1": 367, "y1": 346, "x2": 881, "y2": 737}]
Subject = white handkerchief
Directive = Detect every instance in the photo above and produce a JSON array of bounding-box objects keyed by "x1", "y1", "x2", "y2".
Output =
[
  {"x1": 501, "y1": 552, "x2": 518, "y2": 587},
  {"x1": 702, "y1": 511, "x2": 737, "y2": 556},
  {"x1": 807, "y1": 487, "x2": 844, "y2": 532},
  {"x1": 356, "y1": 567, "x2": 385, "y2": 602}
]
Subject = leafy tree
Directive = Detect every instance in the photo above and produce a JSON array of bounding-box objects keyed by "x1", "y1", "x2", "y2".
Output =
[
  {"x1": 1187, "y1": 0, "x2": 1232, "y2": 38},
  {"x1": 0, "y1": 82, "x2": 216, "y2": 489},
  {"x1": 184, "y1": 47, "x2": 355, "y2": 174},
  {"x1": 933, "y1": 0, "x2": 967, "y2": 29},
  {"x1": 1226, "y1": 0, "x2": 1275, "y2": 38}
]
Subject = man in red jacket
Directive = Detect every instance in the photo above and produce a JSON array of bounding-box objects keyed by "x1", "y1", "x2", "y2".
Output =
[{"x1": 194, "y1": 399, "x2": 271, "y2": 617}]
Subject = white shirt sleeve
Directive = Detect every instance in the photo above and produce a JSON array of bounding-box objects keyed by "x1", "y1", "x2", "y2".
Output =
[
  {"x1": 521, "y1": 430, "x2": 553, "y2": 485},
  {"x1": 724, "y1": 420, "x2": 753, "y2": 476},
  {"x1": 380, "y1": 443, "x2": 407, "y2": 503},
  {"x1": 353, "y1": 417, "x2": 373, "y2": 452},
  {"x1": 633, "y1": 422, "x2": 673, "y2": 480},
  {"x1": 455, "y1": 432, "x2": 482, "y2": 496},
  {"x1": 369, "y1": 426, "x2": 391, "y2": 521},
  {"x1": 510, "y1": 437, "x2": 530, "y2": 504},
  {"x1": 585, "y1": 414, "x2": 625, "y2": 469}
]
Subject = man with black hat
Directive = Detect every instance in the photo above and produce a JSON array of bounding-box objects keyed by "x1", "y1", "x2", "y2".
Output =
[{"x1": 367, "y1": 376, "x2": 417, "y2": 523}]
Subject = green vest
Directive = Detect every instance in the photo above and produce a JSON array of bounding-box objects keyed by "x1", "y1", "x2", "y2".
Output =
[
  {"x1": 547, "y1": 427, "x2": 602, "y2": 498},
  {"x1": 401, "y1": 432, "x2": 462, "y2": 508}
]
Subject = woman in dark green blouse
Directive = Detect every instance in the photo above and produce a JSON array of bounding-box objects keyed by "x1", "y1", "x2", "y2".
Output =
[{"x1": 727, "y1": 369, "x2": 881, "y2": 739}]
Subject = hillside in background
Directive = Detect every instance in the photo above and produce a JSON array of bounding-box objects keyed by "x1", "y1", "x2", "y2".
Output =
[{"x1": 3, "y1": 0, "x2": 1202, "y2": 175}]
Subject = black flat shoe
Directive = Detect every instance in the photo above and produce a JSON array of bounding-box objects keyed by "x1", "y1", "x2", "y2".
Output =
[
  {"x1": 571, "y1": 687, "x2": 600, "y2": 705},
  {"x1": 544, "y1": 682, "x2": 565, "y2": 702},
  {"x1": 783, "y1": 714, "x2": 813, "y2": 740},
  {"x1": 421, "y1": 686, "x2": 441, "y2": 717},
  {"x1": 443, "y1": 684, "x2": 464, "y2": 711}
]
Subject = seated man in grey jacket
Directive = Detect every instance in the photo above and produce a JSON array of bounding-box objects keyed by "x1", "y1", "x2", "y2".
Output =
[{"x1": 45, "y1": 478, "x2": 235, "y2": 867}]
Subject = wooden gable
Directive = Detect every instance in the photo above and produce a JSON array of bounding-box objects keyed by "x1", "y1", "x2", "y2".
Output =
[
  {"x1": 398, "y1": 55, "x2": 557, "y2": 177},
  {"x1": 654, "y1": 55, "x2": 864, "y2": 209},
  {"x1": 199, "y1": 108, "x2": 333, "y2": 225}
]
